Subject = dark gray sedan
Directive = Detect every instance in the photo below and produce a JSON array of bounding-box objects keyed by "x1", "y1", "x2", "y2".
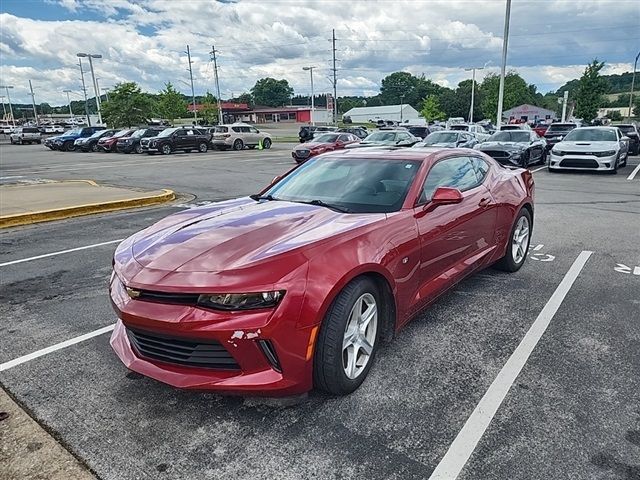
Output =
[
  {"x1": 412, "y1": 130, "x2": 478, "y2": 149},
  {"x1": 474, "y1": 130, "x2": 547, "y2": 167}
]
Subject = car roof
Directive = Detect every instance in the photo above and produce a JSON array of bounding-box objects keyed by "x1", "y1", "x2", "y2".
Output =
[{"x1": 327, "y1": 146, "x2": 472, "y2": 163}]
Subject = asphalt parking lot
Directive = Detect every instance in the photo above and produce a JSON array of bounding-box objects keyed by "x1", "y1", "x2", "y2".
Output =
[{"x1": 1, "y1": 143, "x2": 639, "y2": 479}]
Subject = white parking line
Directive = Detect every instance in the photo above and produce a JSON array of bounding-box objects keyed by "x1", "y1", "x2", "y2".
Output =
[
  {"x1": 0, "y1": 324, "x2": 115, "y2": 372},
  {"x1": 0, "y1": 239, "x2": 123, "y2": 267},
  {"x1": 627, "y1": 163, "x2": 640, "y2": 180},
  {"x1": 428, "y1": 250, "x2": 593, "y2": 480},
  {"x1": 530, "y1": 166, "x2": 546, "y2": 173}
]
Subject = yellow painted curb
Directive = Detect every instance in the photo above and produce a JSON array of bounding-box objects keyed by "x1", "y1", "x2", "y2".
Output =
[{"x1": 0, "y1": 189, "x2": 175, "y2": 228}]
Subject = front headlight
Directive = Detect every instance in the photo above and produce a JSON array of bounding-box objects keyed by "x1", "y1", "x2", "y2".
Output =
[
  {"x1": 197, "y1": 291, "x2": 285, "y2": 311},
  {"x1": 551, "y1": 148, "x2": 565, "y2": 156},
  {"x1": 595, "y1": 150, "x2": 616, "y2": 157}
]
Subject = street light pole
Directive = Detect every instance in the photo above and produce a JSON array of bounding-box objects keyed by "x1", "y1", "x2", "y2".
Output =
[
  {"x1": 303, "y1": 66, "x2": 315, "y2": 125},
  {"x1": 0, "y1": 95, "x2": 6, "y2": 119},
  {"x1": 77, "y1": 58, "x2": 91, "y2": 126},
  {"x1": 186, "y1": 45, "x2": 198, "y2": 123},
  {"x1": 63, "y1": 89, "x2": 74, "y2": 119},
  {"x1": 400, "y1": 94, "x2": 405, "y2": 123},
  {"x1": 210, "y1": 45, "x2": 224, "y2": 125},
  {"x1": 496, "y1": 0, "x2": 512, "y2": 130},
  {"x1": 0, "y1": 85, "x2": 16, "y2": 126},
  {"x1": 627, "y1": 50, "x2": 640, "y2": 121},
  {"x1": 77, "y1": 53, "x2": 103, "y2": 124},
  {"x1": 102, "y1": 87, "x2": 110, "y2": 102},
  {"x1": 28, "y1": 80, "x2": 39, "y2": 125}
]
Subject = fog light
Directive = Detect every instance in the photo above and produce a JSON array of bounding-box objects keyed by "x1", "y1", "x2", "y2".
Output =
[{"x1": 604, "y1": 163, "x2": 610, "y2": 168}]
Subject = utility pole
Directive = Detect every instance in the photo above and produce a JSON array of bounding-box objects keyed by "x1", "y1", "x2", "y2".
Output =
[
  {"x1": 0, "y1": 85, "x2": 15, "y2": 126},
  {"x1": 63, "y1": 89, "x2": 74, "y2": 119},
  {"x1": 400, "y1": 94, "x2": 405, "y2": 123},
  {"x1": 28, "y1": 80, "x2": 39, "y2": 125},
  {"x1": 627, "y1": 50, "x2": 640, "y2": 121},
  {"x1": 186, "y1": 45, "x2": 198, "y2": 123},
  {"x1": 496, "y1": 0, "x2": 512, "y2": 130},
  {"x1": 210, "y1": 45, "x2": 224, "y2": 125},
  {"x1": 332, "y1": 29, "x2": 338, "y2": 124},
  {"x1": 77, "y1": 58, "x2": 91, "y2": 126},
  {"x1": 0, "y1": 95, "x2": 6, "y2": 120},
  {"x1": 561, "y1": 90, "x2": 569, "y2": 122}
]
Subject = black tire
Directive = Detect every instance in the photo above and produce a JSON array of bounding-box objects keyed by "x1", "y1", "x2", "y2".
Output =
[
  {"x1": 185, "y1": 149, "x2": 192, "y2": 153},
  {"x1": 161, "y1": 144, "x2": 171, "y2": 155},
  {"x1": 198, "y1": 142, "x2": 208, "y2": 153},
  {"x1": 494, "y1": 208, "x2": 532, "y2": 273},
  {"x1": 91, "y1": 143, "x2": 99, "y2": 152},
  {"x1": 547, "y1": 166, "x2": 558, "y2": 173},
  {"x1": 620, "y1": 151, "x2": 627, "y2": 167},
  {"x1": 37, "y1": 140, "x2": 41, "y2": 144},
  {"x1": 263, "y1": 138, "x2": 272, "y2": 149},
  {"x1": 233, "y1": 139, "x2": 244, "y2": 151},
  {"x1": 64, "y1": 141, "x2": 75, "y2": 152},
  {"x1": 538, "y1": 149, "x2": 547, "y2": 166},
  {"x1": 135, "y1": 144, "x2": 143, "y2": 154},
  {"x1": 521, "y1": 150, "x2": 530, "y2": 168},
  {"x1": 314, "y1": 277, "x2": 382, "y2": 395}
]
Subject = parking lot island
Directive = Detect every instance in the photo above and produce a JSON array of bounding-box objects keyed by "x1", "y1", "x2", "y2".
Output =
[{"x1": 0, "y1": 180, "x2": 175, "y2": 228}]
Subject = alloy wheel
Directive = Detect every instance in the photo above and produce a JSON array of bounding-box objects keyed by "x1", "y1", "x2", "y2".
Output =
[
  {"x1": 342, "y1": 293, "x2": 378, "y2": 380},
  {"x1": 511, "y1": 215, "x2": 530, "y2": 264}
]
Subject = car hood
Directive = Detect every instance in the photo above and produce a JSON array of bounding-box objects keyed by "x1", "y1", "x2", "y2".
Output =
[
  {"x1": 425, "y1": 142, "x2": 456, "y2": 148},
  {"x1": 479, "y1": 141, "x2": 526, "y2": 151},
  {"x1": 128, "y1": 197, "x2": 383, "y2": 273},
  {"x1": 555, "y1": 141, "x2": 618, "y2": 151},
  {"x1": 298, "y1": 141, "x2": 334, "y2": 149}
]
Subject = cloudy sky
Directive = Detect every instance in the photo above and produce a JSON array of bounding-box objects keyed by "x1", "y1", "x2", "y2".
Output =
[{"x1": 1, "y1": 0, "x2": 638, "y2": 105}]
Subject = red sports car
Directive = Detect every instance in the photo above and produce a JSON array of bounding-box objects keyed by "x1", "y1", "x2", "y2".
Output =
[
  {"x1": 292, "y1": 132, "x2": 360, "y2": 163},
  {"x1": 110, "y1": 148, "x2": 534, "y2": 396}
]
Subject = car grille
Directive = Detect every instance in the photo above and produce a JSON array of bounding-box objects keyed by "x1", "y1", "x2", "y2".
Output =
[
  {"x1": 295, "y1": 149, "x2": 310, "y2": 158},
  {"x1": 482, "y1": 150, "x2": 509, "y2": 159},
  {"x1": 126, "y1": 327, "x2": 240, "y2": 370},
  {"x1": 559, "y1": 159, "x2": 599, "y2": 168}
]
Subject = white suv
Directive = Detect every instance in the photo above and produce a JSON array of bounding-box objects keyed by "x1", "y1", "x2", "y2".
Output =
[
  {"x1": 10, "y1": 126, "x2": 42, "y2": 145},
  {"x1": 211, "y1": 123, "x2": 272, "y2": 150}
]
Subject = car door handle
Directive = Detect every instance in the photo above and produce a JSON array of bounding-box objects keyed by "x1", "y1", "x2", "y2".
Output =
[{"x1": 478, "y1": 198, "x2": 491, "y2": 207}]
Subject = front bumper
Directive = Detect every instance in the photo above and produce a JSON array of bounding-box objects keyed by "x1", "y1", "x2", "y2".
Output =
[
  {"x1": 109, "y1": 272, "x2": 314, "y2": 396},
  {"x1": 549, "y1": 152, "x2": 618, "y2": 171}
]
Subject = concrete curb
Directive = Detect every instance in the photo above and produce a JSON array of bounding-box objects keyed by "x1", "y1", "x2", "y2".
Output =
[{"x1": 0, "y1": 189, "x2": 175, "y2": 229}]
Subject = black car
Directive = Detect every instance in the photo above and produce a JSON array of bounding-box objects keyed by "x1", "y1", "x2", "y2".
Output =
[
  {"x1": 298, "y1": 125, "x2": 337, "y2": 142},
  {"x1": 338, "y1": 126, "x2": 368, "y2": 139},
  {"x1": 475, "y1": 130, "x2": 548, "y2": 167},
  {"x1": 75, "y1": 129, "x2": 117, "y2": 152},
  {"x1": 544, "y1": 123, "x2": 578, "y2": 150},
  {"x1": 406, "y1": 125, "x2": 431, "y2": 140},
  {"x1": 116, "y1": 127, "x2": 165, "y2": 153},
  {"x1": 616, "y1": 124, "x2": 639, "y2": 155},
  {"x1": 414, "y1": 130, "x2": 478, "y2": 149},
  {"x1": 141, "y1": 127, "x2": 210, "y2": 155}
]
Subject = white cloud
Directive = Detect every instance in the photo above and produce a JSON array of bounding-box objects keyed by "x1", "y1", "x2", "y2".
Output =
[{"x1": 1, "y1": 0, "x2": 638, "y2": 104}]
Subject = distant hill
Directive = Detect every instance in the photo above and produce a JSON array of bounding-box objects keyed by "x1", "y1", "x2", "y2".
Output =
[{"x1": 556, "y1": 72, "x2": 634, "y2": 95}]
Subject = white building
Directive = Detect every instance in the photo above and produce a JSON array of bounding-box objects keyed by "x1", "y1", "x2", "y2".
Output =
[{"x1": 343, "y1": 104, "x2": 420, "y2": 123}]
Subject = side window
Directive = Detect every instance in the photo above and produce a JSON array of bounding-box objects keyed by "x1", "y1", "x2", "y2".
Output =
[
  {"x1": 419, "y1": 157, "x2": 480, "y2": 203},
  {"x1": 175, "y1": 130, "x2": 187, "y2": 137},
  {"x1": 249, "y1": 127, "x2": 259, "y2": 133},
  {"x1": 232, "y1": 127, "x2": 242, "y2": 133},
  {"x1": 470, "y1": 157, "x2": 490, "y2": 183},
  {"x1": 240, "y1": 126, "x2": 251, "y2": 133},
  {"x1": 338, "y1": 134, "x2": 350, "y2": 142},
  {"x1": 186, "y1": 130, "x2": 194, "y2": 136}
]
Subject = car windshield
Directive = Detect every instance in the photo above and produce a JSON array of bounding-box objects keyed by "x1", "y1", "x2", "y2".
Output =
[
  {"x1": 66, "y1": 128, "x2": 82, "y2": 135},
  {"x1": 363, "y1": 132, "x2": 397, "y2": 142},
  {"x1": 617, "y1": 125, "x2": 634, "y2": 134},
  {"x1": 547, "y1": 124, "x2": 576, "y2": 133},
  {"x1": 449, "y1": 125, "x2": 468, "y2": 131},
  {"x1": 488, "y1": 131, "x2": 530, "y2": 142},
  {"x1": 114, "y1": 130, "x2": 131, "y2": 138},
  {"x1": 313, "y1": 133, "x2": 340, "y2": 143},
  {"x1": 263, "y1": 157, "x2": 421, "y2": 213},
  {"x1": 563, "y1": 128, "x2": 617, "y2": 142},
  {"x1": 131, "y1": 129, "x2": 146, "y2": 138},
  {"x1": 424, "y1": 132, "x2": 457, "y2": 144},
  {"x1": 158, "y1": 128, "x2": 178, "y2": 137},
  {"x1": 89, "y1": 130, "x2": 106, "y2": 138}
]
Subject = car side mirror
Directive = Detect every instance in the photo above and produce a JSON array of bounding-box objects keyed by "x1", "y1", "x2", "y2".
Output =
[
  {"x1": 429, "y1": 187, "x2": 463, "y2": 207},
  {"x1": 271, "y1": 175, "x2": 282, "y2": 184},
  {"x1": 621, "y1": 136, "x2": 630, "y2": 141}
]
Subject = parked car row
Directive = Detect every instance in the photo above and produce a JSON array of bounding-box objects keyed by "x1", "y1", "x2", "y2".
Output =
[{"x1": 42, "y1": 123, "x2": 274, "y2": 155}]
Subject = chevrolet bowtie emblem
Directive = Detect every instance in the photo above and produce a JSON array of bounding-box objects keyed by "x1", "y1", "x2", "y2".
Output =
[{"x1": 126, "y1": 287, "x2": 141, "y2": 299}]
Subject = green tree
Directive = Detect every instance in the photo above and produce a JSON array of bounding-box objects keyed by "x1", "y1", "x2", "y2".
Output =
[
  {"x1": 606, "y1": 110, "x2": 623, "y2": 121},
  {"x1": 251, "y1": 78, "x2": 293, "y2": 107},
  {"x1": 379, "y1": 71, "x2": 420, "y2": 105},
  {"x1": 233, "y1": 92, "x2": 253, "y2": 107},
  {"x1": 156, "y1": 82, "x2": 187, "y2": 122},
  {"x1": 39, "y1": 102, "x2": 52, "y2": 114},
  {"x1": 420, "y1": 95, "x2": 445, "y2": 122},
  {"x1": 200, "y1": 91, "x2": 219, "y2": 124},
  {"x1": 479, "y1": 71, "x2": 536, "y2": 121},
  {"x1": 574, "y1": 59, "x2": 608, "y2": 123},
  {"x1": 101, "y1": 82, "x2": 154, "y2": 127}
]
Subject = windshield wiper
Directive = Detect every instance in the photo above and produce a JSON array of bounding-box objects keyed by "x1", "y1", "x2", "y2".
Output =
[
  {"x1": 250, "y1": 194, "x2": 279, "y2": 201},
  {"x1": 297, "y1": 199, "x2": 351, "y2": 213}
]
